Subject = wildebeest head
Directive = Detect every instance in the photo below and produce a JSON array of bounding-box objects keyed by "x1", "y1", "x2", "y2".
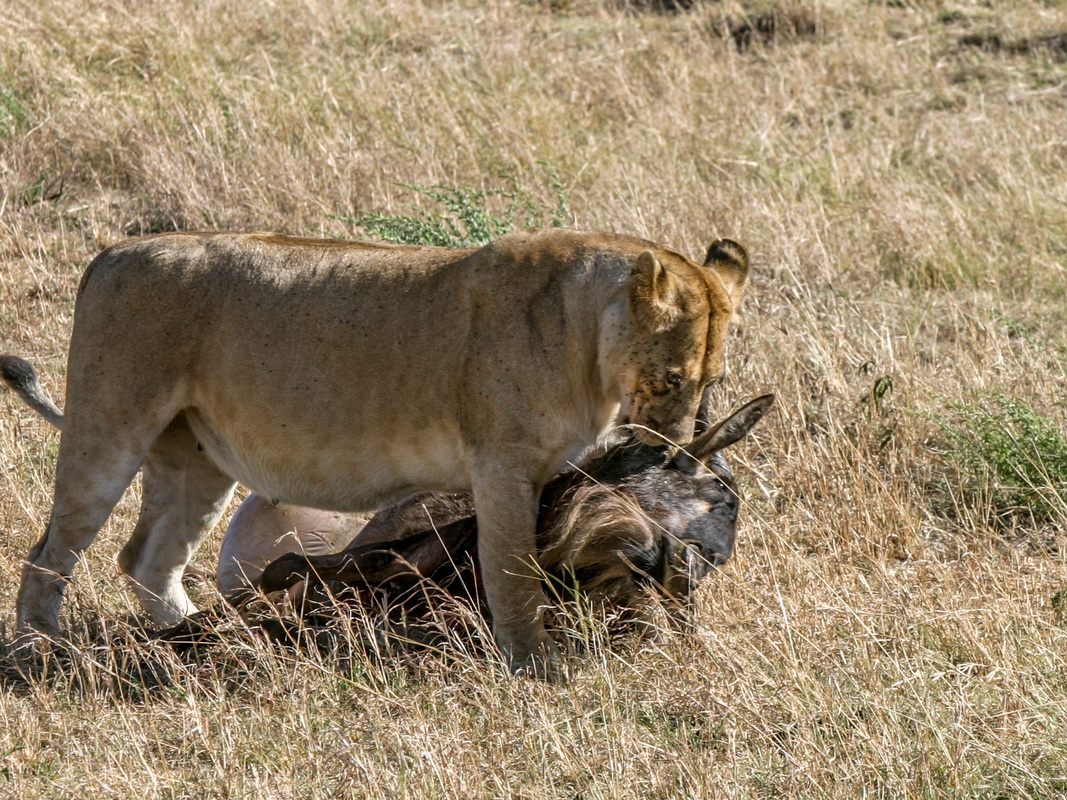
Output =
[{"x1": 536, "y1": 393, "x2": 774, "y2": 611}]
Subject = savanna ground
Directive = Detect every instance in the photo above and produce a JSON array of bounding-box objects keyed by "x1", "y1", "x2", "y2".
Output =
[{"x1": 1, "y1": 0, "x2": 1067, "y2": 796}]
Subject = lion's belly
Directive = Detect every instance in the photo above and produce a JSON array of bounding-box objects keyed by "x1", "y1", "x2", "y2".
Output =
[{"x1": 183, "y1": 407, "x2": 470, "y2": 512}]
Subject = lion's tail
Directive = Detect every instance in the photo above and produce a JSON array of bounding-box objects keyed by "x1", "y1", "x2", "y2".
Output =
[{"x1": 0, "y1": 355, "x2": 64, "y2": 429}]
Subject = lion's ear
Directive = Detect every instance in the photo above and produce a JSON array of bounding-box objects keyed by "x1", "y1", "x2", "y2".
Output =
[
  {"x1": 703, "y1": 238, "x2": 749, "y2": 309},
  {"x1": 629, "y1": 251, "x2": 684, "y2": 331}
]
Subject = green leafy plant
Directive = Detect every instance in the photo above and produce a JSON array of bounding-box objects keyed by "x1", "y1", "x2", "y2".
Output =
[
  {"x1": 934, "y1": 393, "x2": 1067, "y2": 520},
  {"x1": 335, "y1": 168, "x2": 571, "y2": 248},
  {"x1": 0, "y1": 83, "x2": 29, "y2": 139}
]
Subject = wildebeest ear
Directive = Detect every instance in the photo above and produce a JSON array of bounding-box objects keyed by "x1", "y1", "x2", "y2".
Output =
[
  {"x1": 629, "y1": 250, "x2": 684, "y2": 331},
  {"x1": 673, "y1": 394, "x2": 774, "y2": 472},
  {"x1": 703, "y1": 238, "x2": 749, "y2": 309}
]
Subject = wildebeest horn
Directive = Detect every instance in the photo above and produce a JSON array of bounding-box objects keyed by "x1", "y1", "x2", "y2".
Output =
[{"x1": 672, "y1": 394, "x2": 775, "y2": 473}]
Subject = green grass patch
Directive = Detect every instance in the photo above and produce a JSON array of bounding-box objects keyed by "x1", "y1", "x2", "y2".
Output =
[
  {"x1": 335, "y1": 169, "x2": 571, "y2": 248},
  {"x1": 0, "y1": 83, "x2": 29, "y2": 138},
  {"x1": 934, "y1": 392, "x2": 1067, "y2": 521}
]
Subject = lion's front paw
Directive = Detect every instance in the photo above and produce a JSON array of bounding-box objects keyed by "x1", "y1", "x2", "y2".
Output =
[{"x1": 503, "y1": 629, "x2": 565, "y2": 681}]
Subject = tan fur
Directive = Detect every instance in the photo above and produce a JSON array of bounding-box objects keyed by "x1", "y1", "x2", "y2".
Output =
[{"x1": 12, "y1": 227, "x2": 747, "y2": 673}]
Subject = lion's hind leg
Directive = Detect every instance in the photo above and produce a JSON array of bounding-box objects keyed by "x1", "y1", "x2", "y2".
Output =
[
  {"x1": 16, "y1": 416, "x2": 154, "y2": 637},
  {"x1": 118, "y1": 412, "x2": 237, "y2": 626}
]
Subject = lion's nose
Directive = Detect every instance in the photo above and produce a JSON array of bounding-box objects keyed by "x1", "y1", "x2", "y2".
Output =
[{"x1": 645, "y1": 417, "x2": 695, "y2": 446}]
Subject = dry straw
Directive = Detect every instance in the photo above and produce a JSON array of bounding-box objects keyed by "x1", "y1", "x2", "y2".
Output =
[{"x1": 1, "y1": 0, "x2": 1066, "y2": 796}]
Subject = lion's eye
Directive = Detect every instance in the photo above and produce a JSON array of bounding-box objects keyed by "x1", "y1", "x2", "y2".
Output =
[{"x1": 666, "y1": 372, "x2": 684, "y2": 388}]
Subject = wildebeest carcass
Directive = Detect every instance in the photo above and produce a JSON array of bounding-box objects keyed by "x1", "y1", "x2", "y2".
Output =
[{"x1": 219, "y1": 394, "x2": 773, "y2": 643}]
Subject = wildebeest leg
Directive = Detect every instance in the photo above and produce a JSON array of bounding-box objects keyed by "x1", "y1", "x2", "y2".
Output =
[
  {"x1": 118, "y1": 413, "x2": 236, "y2": 625},
  {"x1": 258, "y1": 518, "x2": 478, "y2": 593},
  {"x1": 470, "y1": 464, "x2": 559, "y2": 676},
  {"x1": 256, "y1": 493, "x2": 478, "y2": 596}
]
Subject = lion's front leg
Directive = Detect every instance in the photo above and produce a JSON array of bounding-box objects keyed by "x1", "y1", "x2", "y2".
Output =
[{"x1": 471, "y1": 465, "x2": 560, "y2": 678}]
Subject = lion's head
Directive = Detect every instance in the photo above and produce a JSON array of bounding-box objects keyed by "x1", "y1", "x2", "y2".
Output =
[{"x1": 611, "y1": 238, "x2": 749, "y2": 447}]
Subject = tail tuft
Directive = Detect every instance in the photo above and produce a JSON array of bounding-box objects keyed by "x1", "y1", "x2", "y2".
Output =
[{"x1": 0, "y1": 355, "x2": 64, "y2": 429}]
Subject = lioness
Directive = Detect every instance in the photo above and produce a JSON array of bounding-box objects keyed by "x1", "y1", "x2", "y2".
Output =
[{"x1": 6, "y1": 228, "x2": 748, "y2": 673}]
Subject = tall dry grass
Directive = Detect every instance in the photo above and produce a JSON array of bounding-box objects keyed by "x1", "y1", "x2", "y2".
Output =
[{"x1": 1, "y1": 0, "x2": 1067, "y2": 796}]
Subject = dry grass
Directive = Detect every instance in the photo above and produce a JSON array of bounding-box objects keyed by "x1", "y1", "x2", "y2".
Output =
[{"x1": 2, "y1": 0, "x2": 1067, "y2": 795}]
